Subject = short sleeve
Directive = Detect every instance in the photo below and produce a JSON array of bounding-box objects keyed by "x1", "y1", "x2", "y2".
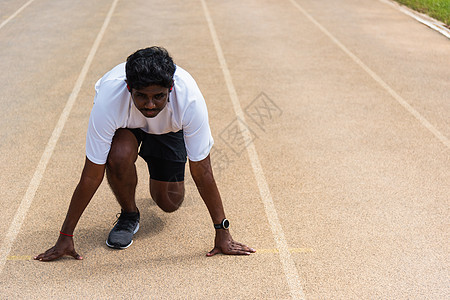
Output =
[
  {"x1": 182, "y1": 93, "x2": 214, "y2": 162},
  {"x1": 86, "y1": 80, "x2": 126, "y2": 164}
]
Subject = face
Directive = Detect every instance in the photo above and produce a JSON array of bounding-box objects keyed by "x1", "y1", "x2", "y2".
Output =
[{"x1": 130, "y1": 85, "x2": 169, "y2": 118}]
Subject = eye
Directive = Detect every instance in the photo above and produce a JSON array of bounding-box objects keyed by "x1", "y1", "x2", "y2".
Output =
[
  {"x1": 154, "y1": 93, "x2": 166, "y2": 100},
  {"x1": 134, "y1": 93, "x2": 148, "y2": 100}
]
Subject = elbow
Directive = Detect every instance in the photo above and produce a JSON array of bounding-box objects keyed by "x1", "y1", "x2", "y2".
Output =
[{"x1": 189, "y1": 157, "x2": 214, "y2": 184}]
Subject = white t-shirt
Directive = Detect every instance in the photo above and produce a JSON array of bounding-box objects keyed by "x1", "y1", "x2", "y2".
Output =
[{"x1": 86, "y1": 63, "x2": 214, "y2": 164}]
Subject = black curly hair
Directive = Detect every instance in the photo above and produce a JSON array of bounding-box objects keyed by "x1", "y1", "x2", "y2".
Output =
[{"x1": 125, "y1": 46, "x2": 176, "y2": 90}]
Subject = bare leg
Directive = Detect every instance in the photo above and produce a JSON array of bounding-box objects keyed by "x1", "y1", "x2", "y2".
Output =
[
  {"x1": 106, "y1": 129, "x2": 139, "y2": 213},
  {"x1": 150, "y1": 179, "x2": 185, "y2": 212}
]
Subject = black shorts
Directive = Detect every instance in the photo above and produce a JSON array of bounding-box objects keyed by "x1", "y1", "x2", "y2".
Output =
[{"x1": 129, "y1": 128, "x2": 187, "y2": 182}]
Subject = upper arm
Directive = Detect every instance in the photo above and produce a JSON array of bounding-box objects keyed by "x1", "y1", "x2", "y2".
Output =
[
  {"x1": 175, "y1": 68, "x2": 214, "y2": 161},
  {"x1": 182, "y1": 97, "x2": 214, "y2": 162},
  {"x1": 86, "y1": 80, "x2": 126, "y2": 165}
]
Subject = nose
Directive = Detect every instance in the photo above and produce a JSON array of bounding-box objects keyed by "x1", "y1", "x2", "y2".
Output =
[{"x1": 143, "y1": 99, "x2": 156, "y2": 109}]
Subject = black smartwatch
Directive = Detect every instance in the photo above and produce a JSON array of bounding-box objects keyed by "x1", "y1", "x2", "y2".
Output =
[{"x1": 214, "y1": 218, "x2": 230, "y2": 230}]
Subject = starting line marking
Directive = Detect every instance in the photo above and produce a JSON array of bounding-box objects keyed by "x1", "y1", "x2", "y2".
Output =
[
  {"x1": 7, "y1": 249, "x2": 313, "y2": 261},
  {"x1": 7, "y1": 256, "x2": 33, "y2": 261},
  {"x1": 257, "y1": 248, "x2": 314, "y2": 254}
]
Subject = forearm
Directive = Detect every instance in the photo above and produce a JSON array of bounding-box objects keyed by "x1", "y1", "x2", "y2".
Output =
[
  {"x1": 60, "y1": 177, "x2": 103, "y2": 234},
  {"x1": 60, "y1": 158, "x2": 105, "y2": 234},
  {"x1": 194, "y1": 174, "x2": 225, "y2": 224},
  {"x1": 189, "y1": 156, "x2": 225, "y2": 224},
  {"x1": 189, "y1": 155, "x2": 256, "y2": 256}
]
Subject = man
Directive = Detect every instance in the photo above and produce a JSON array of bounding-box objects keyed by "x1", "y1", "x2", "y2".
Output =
[{"x1": 35, "y1": 46, "x2": 255, "y2": 261}]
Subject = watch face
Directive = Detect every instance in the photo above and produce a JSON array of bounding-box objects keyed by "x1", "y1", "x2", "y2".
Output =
[{"x1": 223, "y1": 219, "x2": 230, "y2": 229}]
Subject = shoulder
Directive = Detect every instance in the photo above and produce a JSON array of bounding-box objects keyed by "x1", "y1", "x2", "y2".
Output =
[
  {"x1": 92, "y1": 66, "x2": 129, "y2": 121},
  {"x1": 95, "y1": 62, "x2": 127, "y2": 93},
  {"x1": 171, "y1": 66, "x2": 204, "y2": 106},
  {"x1": 173, "y1": 66, "x2": 199, "y2": 91},
  {"x1": 174, "y1": 65, "x2": 192, "y2": 80},
  {"x1": 171, "y1": 68, "x2": 210, "y2": 126},
  {"x1": 95, "y1": 63, "x2": 127, "y2": 98}
]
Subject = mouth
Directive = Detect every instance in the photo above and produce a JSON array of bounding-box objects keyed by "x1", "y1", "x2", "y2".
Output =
[{"x1": 141, "y1": 109, "x2": 160, "y2": 118}]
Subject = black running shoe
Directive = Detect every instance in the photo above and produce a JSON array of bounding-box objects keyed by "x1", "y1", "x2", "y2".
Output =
[{"x1": 106, "y1": 209, "x2": 140, "y2": 249}]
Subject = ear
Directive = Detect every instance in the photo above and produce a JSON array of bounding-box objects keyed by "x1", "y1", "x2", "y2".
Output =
[{"x1": 125, "y1": 80, "x2": 131, "y2": 92}]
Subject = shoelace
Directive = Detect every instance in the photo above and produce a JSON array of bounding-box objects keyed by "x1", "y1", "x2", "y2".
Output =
[
  {"x1": 112, "y1": 212, "x2": 138, "y2": 231},
  {"x1": 112, "y1": 212, "x2": 121, "y2": 226}
]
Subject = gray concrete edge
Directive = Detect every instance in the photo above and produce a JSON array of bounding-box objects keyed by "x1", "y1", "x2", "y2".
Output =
[{"x1": 379, "y1": 0, "x2": 450, "y2": 39}]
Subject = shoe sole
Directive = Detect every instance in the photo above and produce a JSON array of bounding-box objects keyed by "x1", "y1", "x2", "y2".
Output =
[{"x1": 106, "y1": 223, "x2": 139, "y2": 249}]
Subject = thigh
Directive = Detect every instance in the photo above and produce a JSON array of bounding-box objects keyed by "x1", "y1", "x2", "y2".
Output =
[
  {"x1": 139, "y1": 130, "x2": 187, "y2": 163},
  {"x1": 139, "y1": 129, "x2": 187, "y2": 182},
  {"x1": 137, "y1": 130, "x2": 188, "y2": 210},
  {"x1": 145, "y1": 157, "x2": 186, "y2": 182},
  {"x1": 146, "y1": 158, "x2": 186, "y2": 211}
]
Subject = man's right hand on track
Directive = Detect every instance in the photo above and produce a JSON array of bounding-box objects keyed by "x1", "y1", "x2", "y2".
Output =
[{"x1": 34, "y1": 235, "x2": 83, "y2": 262}]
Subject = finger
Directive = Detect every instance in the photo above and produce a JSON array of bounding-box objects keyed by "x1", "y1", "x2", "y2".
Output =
[
  {"x1": 43, "y1": 247, "x2": 56, "y2": 255},
  {"x1": 232, "y1": 241, "x2": 246, "y2": 247},
  {"x1": 233, "y1": 241, "x2": 256, "y2": 252},
  {"x1": 70, "y1": 250, "x2": 83, "y2": 260},
  {"x1": 34, "y1": 253, "x2": 45, "y2": 260},
  {"x1": 232, "y1": 241, "x2": 256, "y2": 252},
  {"x1": 225, "y1": 249, "x2": 252, "y2": 256},
  {"x1": 206, "y1": 247, "x2": 221, "y2": 257},
  {"x1": 40, "y1": 252, "x2": 61, "y2": 262},
  {"x1": 230, "y1": 244, "x2": 251, "y2": 252},
  {"x1": 35, "y1": 248, "x2": 56, "y2": 260},
  {"x1": 239, "y1": 245, "x2": 256, "y2": 253},
  {"x1": 230, "y1": 244, "x2": 252, "y2": 252},
  {"x1": 230, "y1": 248, "x2": 252, "y2": 255}
]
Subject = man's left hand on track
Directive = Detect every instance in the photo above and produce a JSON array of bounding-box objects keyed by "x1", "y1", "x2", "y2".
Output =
[{"x1": 206, "y1": 230, "x2": 256, "y2": 256}]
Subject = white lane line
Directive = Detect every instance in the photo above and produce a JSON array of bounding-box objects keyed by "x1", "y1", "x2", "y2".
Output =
[
  {"x1": 379, "y1": 0, "x2": 450, "y2": 39},
  {"x1": 0, "y1": 0, "x2": 120, "y2": 274},
  {"x1": 287, "y1": 0, "x2": 449, "y2": 150},
  {"x1": 0, "y1": 0, "x2": 37, "y2": 30},
  {"x1": 200, "y1": 1, "x2": 306, "y2": 299}
]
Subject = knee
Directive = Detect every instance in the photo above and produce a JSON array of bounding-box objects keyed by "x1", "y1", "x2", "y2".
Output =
[
  {"x1": 152, "y1": 192, "x2": 184, "y2": 213},
  {"x1": 159, "y1": 201, "x2": 180, "y2": 213},
  {"x1": 107, "y1": 133, "x2": 137, "y2": 171},
  {"x1": 107, "y1": 147, "x2": 134, "y2": 169}
]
